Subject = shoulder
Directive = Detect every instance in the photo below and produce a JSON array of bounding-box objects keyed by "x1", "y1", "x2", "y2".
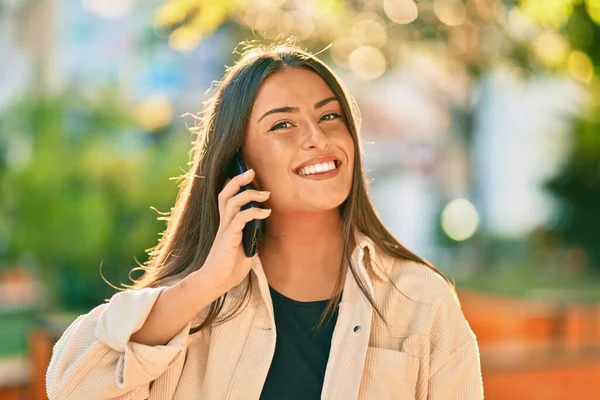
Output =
[
  {"x1": 373, "y1": 250, "x2": 456, "y2": 306},
  {"x1": 373, "y1": 251, "x2": 477, "y2": 352}
]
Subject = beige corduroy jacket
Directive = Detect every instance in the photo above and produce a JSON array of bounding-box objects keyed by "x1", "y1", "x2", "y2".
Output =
[{"x1": 46, "y1": 231, "x2": 484, "y2": 399}]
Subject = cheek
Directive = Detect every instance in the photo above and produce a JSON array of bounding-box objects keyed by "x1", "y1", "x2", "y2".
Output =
[
  {"x1": 341, "y1": 133, "x2": 355, "y2": 166},
  {"x1": 255, "y1": 167, "x2": 289, "y2": 192},
  {"x1": 341, "y1": 135, "x2": 356, "y2": 189},
  {"x1": 251, "y1": 147, "x2": 293, "y2": 190}
]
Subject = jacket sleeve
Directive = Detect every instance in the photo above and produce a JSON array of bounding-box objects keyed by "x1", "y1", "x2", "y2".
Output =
[
  {"x1": 426, "y1": 279, "x2": 484, "y2": 399},
  {"x1": 427, "y1": 339, "x2": 484, "y2": 399},
  {"x1": 46, "y1": 287, "x2": 192, "y2": 400}
]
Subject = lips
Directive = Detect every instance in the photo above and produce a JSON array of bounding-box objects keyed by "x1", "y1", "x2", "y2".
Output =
[{"x1": 293, "y1": 155, "x2": 342, "y2": 175}]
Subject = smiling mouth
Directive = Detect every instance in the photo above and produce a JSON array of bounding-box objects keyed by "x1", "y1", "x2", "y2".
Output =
[{"x1": 294, "y1": 160, "x2": 341, "y2": 176}]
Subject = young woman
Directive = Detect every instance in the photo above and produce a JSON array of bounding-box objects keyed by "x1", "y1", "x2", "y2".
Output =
[{"x1": 46, "y1": 42, "x2": 483, "y2": 400}]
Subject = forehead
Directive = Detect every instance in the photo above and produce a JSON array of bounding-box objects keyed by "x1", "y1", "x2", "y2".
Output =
[{"x1": 251, "y1": 68, "x2": 336, "y2": 116}]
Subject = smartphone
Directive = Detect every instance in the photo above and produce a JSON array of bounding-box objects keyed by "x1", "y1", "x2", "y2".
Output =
[{"x1": 228, "y1": 148, "x2": 263, "y2": 257}]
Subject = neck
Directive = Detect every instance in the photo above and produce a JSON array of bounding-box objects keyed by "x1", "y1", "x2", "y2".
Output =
[{"x1": 258, "y1": 209, "x2": 347, "y2": 299}]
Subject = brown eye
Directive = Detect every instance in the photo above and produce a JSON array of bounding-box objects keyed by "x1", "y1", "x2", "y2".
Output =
[
  {"x1": 270, "y1": 121, "x2": 293, "y2": 131},
  {"x1": 321, "y1": 113, "x2": 341, "y2": 121}
]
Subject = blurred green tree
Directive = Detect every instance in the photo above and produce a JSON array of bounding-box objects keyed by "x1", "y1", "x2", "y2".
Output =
[
  {"x1": 515, "y1": 0, "x2": 600, "y2": 272},
  {"x1": 0, "y1": 87, "x2": 189, "y2": 310},
  {"x1": 544, "y1": 107, "x2": 600, "y2": 273}
]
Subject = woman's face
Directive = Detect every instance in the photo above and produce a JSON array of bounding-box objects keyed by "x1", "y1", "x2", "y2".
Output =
[{"x1": 243, "y1": 67, "x2": 355, "y2": 214}]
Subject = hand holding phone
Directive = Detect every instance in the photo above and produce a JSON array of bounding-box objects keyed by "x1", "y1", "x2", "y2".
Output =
[
  {"x1": 200, "y1": 159, "x2": 271, "y2": 295},
  {"x1": 227, "y1": 149, "x2": 265, "y2": 257}
]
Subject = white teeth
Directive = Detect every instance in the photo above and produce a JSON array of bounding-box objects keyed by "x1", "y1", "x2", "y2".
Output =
[{"x1": 297, "y1": 160, "x2": 338, "y2": 176}]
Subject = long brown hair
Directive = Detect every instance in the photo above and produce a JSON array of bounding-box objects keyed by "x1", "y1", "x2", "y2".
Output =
[{"x1": 129, "y1": 40, "x2": 451, "y2": 333}]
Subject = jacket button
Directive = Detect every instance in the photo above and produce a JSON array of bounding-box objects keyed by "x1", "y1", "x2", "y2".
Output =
[{"x1": 353, "y1": 325, "x2": 361, "y2": 333}]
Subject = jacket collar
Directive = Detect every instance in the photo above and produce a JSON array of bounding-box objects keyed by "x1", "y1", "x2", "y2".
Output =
[{"x1": 352, "y1": 230, "x2": 391, "y2": 283}]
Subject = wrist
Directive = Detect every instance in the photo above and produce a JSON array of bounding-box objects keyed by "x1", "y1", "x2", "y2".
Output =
[{"x1": 185, "y1": 268, "x2": 225, "y2": 304}]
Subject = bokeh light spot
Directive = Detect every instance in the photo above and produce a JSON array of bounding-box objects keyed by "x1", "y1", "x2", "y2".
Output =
[
  {"x1": 441, "y1": 199, "x2": 480, "y2": 241},
  {"x1": 133, "y1": 95, "x2": 174, "y2": 133},
  {"x1": 585, "y1": 0, "x2": 600, "y2": 25},
  {"x1": 348, "y1": 46, "x2": 387, "y2": 80},
  {"x1": 530, "y1": 31, "x2": 570, "y2": 67},
  {"x1": 352, "y1": 14, "x2": 388, "y2": 48},
  {"x1": 330, "y1": 36, "x2": 360, "y2": 69},
  {"x1": 568, "y1": 50, "x2": 594, "y2": 84},
  {"x1": 434, "y1": 0, "x2": 467, "y2": 27},
  {"x1": 384, "y1": 0, "x2": 419, "y2": 25}
]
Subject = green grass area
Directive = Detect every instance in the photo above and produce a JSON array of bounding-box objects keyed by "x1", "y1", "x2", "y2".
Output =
[
  {"x1": 0, "y1": 309, "x2": 80, "y2": 358},
  {"x1": 455, "y1": 262, "x2": 600, "y2": 303},
  {"x1": 0, "y1": 310, "x2": 34, "y2": 357}
]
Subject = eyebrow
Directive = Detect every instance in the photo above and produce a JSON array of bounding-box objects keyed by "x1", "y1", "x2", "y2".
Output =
[{"x1": 257, "y1": 96, "x2": 338, "y2": 123}]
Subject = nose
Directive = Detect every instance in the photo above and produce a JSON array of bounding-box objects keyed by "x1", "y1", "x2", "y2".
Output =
[{"x1": 302, "y1": 120, "x2": 330, "y2": 150}]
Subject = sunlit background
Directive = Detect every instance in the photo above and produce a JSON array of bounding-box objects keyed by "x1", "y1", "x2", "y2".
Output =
[{"x1": 1, "y1": 0, "x2": 600, "y2": 399}]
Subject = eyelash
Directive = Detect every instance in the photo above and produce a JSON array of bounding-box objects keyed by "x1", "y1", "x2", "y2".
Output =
[{"x1": 269, "y1": 112, "x2": 342, "y2": 132}]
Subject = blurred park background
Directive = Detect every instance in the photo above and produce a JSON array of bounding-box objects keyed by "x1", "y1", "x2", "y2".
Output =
[{"x1": 1, "y1": 0, "x2": 600, "y2": 398}]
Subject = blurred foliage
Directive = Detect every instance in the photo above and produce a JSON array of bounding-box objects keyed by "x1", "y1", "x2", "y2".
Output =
[
  {"x1": 512, "y1": 0, "x2": 600, "y2": 82},
  {"x1": 512, "y1": 0, "x2": 600, "y2": 273},
  {"x1": 0, "y1": 87, "x2": 189, "y2": 310},
  {"x1": 153, "y1": 0, "x2": 512, "y2": 80},
  {"x1": 544, "y1": 106, "x2": 600, "y2": 273},
  {"x1": 152, "y1": 0, "x2": 599, "y2": 81}
]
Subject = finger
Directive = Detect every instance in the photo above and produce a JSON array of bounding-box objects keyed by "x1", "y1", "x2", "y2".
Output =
[
  {"x1": 228, "y1": 207, "x2": 271, "y2": 233},
  {"x1": 218, "y1": 169, "x2": 255, "y2": 215},
  {"x1": 222, "y1": 190, "x2": 270, "y2": 226}
]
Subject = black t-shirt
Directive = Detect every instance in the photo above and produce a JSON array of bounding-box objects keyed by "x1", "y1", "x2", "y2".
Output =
[{"x1": 259, "y1": 286, "x2": 341, "y2": 400}]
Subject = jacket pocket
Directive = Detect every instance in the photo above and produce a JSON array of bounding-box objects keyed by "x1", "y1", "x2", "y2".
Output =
[{"x1": 359, "y1": 347, "x2": 420, "y2": 400}]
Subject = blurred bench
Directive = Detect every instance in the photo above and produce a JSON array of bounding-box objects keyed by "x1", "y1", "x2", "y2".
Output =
[
  {"x1": 458, "y1": 289, "x2": 600, "y2": 400},
  {"x1": 0, "y1": 356, "x2": 28, "y2": 400},
  {"x1": 0, "y1": 313, "x2": 75, "y2": 400},
  {"x1": 0, "y1": 328, "x2": 55, "y2": 400}
]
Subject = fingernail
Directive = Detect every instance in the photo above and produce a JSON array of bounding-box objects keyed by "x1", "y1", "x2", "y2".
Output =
[
  {"x1": 259, "y1": 191, "x2": 270, "y2": 196},
  {"x1": 245, "y1": 169, "x2": 254, "y2": 175},
  {"x1": 262, "y1": 208, "x2": 272, "y2": 213}
]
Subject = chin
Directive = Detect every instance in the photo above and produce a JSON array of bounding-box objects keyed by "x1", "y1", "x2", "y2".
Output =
[{"x1": 302, "y1": 191, "x2": 350, "y2": 212}]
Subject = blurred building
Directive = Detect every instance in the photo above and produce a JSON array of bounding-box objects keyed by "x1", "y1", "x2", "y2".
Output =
[
  {"x1": 0, "y1": 0, "x2": 228, "y2": 115},
  {"x1": 353, "y1": 59, "x2": 585, "y2": 268},
  {"x1": 475, "y1": 70, "x2": 584, "y2": 237}
]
